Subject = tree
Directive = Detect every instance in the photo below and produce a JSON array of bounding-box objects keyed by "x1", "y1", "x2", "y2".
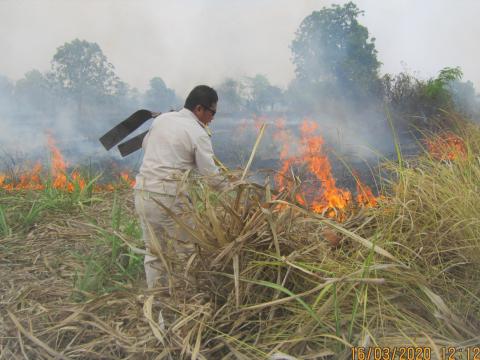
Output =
[
  {"x1": 143, "y1": 77, "x2": 178, "y2": 111},
  {"x1": 49, "y1": 39, "x2": 125, "y2": 108},
  {"x1": 15, "y1": 70, "x2": 54, "y2": 115},
  {"x1": 382, "y1": 67, "x2": 469, "y2": 131},
  {"x1": 449, "y1": 79, "x2": 479, "y2": 117},
  {"x1": 285, "y1": 78, "x2": 324, "y2": 114},
  {"x1": 246, "y1": 74, "x2": 283, "y2": 113},
  {"x1": 0, "y1": 75, "x2": 14, "y2": 115},
  {"x1": 291, "y1": 2, "x2": 381, "y2": 102},
  {"x1": 216, "y1": 78, "x2": 245, "y2": 114},
  {"x1": 424, "y1": 67, "x2": 463, "y2": 105}
]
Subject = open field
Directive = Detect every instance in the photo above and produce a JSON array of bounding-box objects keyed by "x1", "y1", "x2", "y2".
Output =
[{"x1": 1, "y1": 116, "x2": 480, "y2": 359}]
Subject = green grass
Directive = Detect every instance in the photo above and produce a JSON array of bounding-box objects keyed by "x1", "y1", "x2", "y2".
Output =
[
  {"x1": 0, "y1": 171, "x2": 143, "y2": 301},
  {"x1": 72, "y1": 192, "x2": 143, "y2": 300},
  {"x1": 1, "y1": 113, "x2": 480, "y2": 358},
  {"x1": 0, "y1": 204, "x2": 11, "y2": 236}
]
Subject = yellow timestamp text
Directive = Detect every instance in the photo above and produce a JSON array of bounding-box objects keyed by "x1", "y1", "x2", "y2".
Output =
[
  {"x1": 442, "y1": 346, "x2": 480, "y2": 360},
  {"x1": 351, "y1": 346, "x2": 480, "y2": 360},
  {"x1": 351, "y1": 347, "x2": 432, "y2": 360}
]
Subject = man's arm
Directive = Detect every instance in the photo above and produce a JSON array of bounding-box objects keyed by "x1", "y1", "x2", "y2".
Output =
[{"x1": 194, "y1": 134, "x2": 228, "y2": 190}]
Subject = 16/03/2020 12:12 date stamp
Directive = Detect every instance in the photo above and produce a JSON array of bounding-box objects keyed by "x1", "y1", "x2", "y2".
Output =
[{"x1": 351, "y1": 346, "x2": 480, "y2": 360}]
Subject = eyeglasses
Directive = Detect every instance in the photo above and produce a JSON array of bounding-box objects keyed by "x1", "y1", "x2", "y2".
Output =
[{"x1": 202, "y1": 105, "x2": 216, "y2": 116}]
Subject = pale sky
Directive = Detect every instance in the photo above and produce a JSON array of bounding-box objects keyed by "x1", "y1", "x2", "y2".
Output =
[{"x1": 0, "y1": 0, "x2": 479, "y2": 96}]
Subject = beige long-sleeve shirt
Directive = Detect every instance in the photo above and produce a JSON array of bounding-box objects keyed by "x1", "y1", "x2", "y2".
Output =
[{"x1": 134, "y1": 108, "x2": 225, "y2": 195}]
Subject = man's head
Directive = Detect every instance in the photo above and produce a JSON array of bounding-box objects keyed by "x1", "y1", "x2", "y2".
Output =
[{"x1": 184, "y1": 85, "x2": 218, "y2": 126}]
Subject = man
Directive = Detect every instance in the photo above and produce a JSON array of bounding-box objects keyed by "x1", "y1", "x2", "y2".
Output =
[{"x1": 134, "y1": 85, "x2": 225, "y2": 289}]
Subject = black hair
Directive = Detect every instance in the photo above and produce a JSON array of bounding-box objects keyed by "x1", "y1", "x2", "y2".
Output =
[{"x1": 184, "y1": 85, "x2": 218, "y2": 111}]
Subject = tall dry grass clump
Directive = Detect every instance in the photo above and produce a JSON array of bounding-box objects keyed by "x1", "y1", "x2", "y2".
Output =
[
  {"x1": 1, "y1": 114, "x2": 479, "y2": 359},
  {"x1": 138, "y1": 116, "x2": 479, "y2": 358}
]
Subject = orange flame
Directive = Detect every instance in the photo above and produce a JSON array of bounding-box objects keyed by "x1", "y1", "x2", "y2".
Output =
[
  {"x1": 0, "y1": 162, "x2": 45, "y2": 191},
  {"x1": 120, "y1": 172, "x2": 136, "y2": 187},
  {"x1": 46, "y1": 134, "x2": 86, "y2": 192},
  {"x1": 426, "y1": 132, "x2": 466, "y2": 161},
  {"x1": 0, "y1": 134, "x2": 135, "y2": 192},
  {"x1": 274, "y1": 119, "x2": 377, "y2": 219},
  {"x1": 356, "y1": 179, "x2": 377, "y2": 208}
]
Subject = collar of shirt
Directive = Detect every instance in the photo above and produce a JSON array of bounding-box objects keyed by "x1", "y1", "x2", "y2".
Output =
[{"x1": 179, "y1": 108, "x2": 212, "y2": 137}]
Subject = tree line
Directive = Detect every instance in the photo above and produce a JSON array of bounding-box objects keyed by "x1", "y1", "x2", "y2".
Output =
[{"x1": 0, "y1": 1, "x2": 478, "y2": 139}]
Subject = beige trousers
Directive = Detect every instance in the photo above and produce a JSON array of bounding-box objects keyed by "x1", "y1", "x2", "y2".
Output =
[{"x1": 134, "y1": 190, "x2": 195, "y2": 289}]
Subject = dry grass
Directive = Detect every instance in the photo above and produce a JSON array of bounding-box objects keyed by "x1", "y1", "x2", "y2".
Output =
[{"x1": 1, "y1": 116, "x2": 480, "y2": 359}]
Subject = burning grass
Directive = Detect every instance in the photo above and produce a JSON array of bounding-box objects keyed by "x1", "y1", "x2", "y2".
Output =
[
  {"x1": 1, "y1": 116, "x2": 480, "y2": 358},
  {"x1": 274, "y1": 119, "x2": 377, "y2": 221},
  {"x1": 0, "y1": 138, "x2": 136, "y2": 193}
]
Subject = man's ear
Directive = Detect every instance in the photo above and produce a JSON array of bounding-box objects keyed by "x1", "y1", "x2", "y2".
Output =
[{"x1": 194, "y1": 104, "x2": 202, "y2": 113}]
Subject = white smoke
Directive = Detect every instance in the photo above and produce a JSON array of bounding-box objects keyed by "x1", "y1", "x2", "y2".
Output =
[{"x1": 1, "y1": 0, "x2": 479, "y2": 94}]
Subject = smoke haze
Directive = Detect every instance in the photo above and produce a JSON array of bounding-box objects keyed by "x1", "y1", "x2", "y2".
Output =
[
  {"x1": 0, "y1": 0, "x2": 478, "y2": 181},
  {"x1": 1, "y1": 0, "x2": 479, "y2": 94}
]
